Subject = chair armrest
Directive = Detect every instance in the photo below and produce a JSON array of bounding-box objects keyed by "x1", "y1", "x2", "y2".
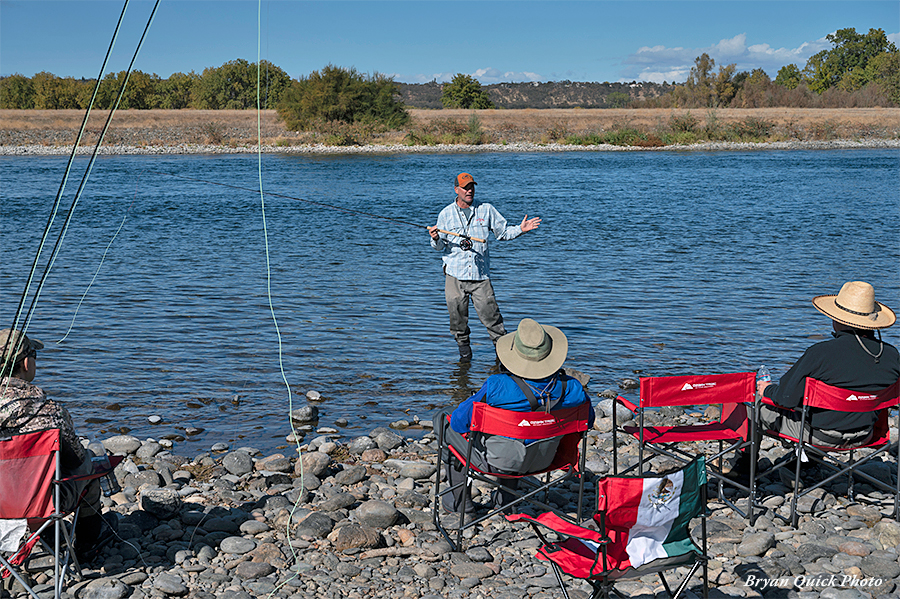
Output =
[
  {"x1": 616, "y1": 396, "x2": 638, "y2": 413},
  {"x1": 507, "y1": 511, "x2": 605, "y2": 544}
]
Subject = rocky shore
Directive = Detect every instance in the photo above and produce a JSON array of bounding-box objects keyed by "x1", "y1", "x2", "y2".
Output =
[
  {"x1": 1, "y1": 138, "x2": 899, "y2": 156},
  {"x1": 4, "y1": 395, "x2": 900, "y2": 599}
]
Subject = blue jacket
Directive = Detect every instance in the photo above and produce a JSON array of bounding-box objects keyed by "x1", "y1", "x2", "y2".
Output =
[{"x1": 450, "y1": 372, "x2": 595, "y2": 443}]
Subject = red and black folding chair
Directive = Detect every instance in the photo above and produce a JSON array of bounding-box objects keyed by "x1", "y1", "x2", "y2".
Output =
[
  {"x1": 433, "y1": 401, "x2": 591, "y2": 550},
  {"x1": 0, "y1": 429, "x2": 121, "y2": 599},
  {"x1": 755, "y1": 378, "x2": 900, "y2": 527},
  {"x1": 508, "y1": 457, "x2": 708, "y2": 599},
  {"x1": 612, "y1": 372, "x2": 756, "y2": 520}
]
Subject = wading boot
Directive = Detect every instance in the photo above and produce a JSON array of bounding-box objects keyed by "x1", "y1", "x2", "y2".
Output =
[{"x1": 458, "y1": 344, "x2": 472, "y2": 363}]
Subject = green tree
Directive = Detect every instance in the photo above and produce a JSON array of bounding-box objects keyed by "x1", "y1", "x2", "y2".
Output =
[
  {"x1": 277, "y1": 64, "x2": 409, "y2": 130},
  {"x1": 685, "y1": 53, "x2": 717, "y2": 106},
  {"x1": 803, "y1": 28, "x2": 897, "y2": 94},
  {"x1": 0, "y1": 74, "x2": 35, "y2": 108},
  {"x1": 157, "y1": 71, "x2": 198, "y2": 109},
  {"x1": 865, "y1": 52, "x2": 900, "y2": 105},
  {"x1": 606, "y1": 91, "x2": 631, "y2": 108},
  {"x1": 775, "y1": 64, "x2": 802, "y2": 89},
  {"x1": 440, "y1": 73, "x2": 494, "y2": 109},
  {"x1": 714, "y1": 63, "x2": 738, "y2": 105}
]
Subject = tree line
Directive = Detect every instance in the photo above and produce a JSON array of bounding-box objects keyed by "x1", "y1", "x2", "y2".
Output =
[
  {"x1": 0, "y1": 59, "x2": 292, "y2": 110},
  {"x1": 1, "y1": 27, "x2": 896, "y2": 131}
]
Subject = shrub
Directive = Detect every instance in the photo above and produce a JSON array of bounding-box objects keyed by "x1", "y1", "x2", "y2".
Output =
[
  {"x1": 669, "y1": 111, "x2": 699, "y2": 133},
  {"x1": 727, "y1": 117, "x2": 775, "y2": 140},
  {"x1": 277, "y1": 64, "x2": 409, "y2": 131}
]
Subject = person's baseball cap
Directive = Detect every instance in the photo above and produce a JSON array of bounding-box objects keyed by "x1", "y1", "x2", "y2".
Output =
[
  {"x1": 455, "y1": 173, "x2": 477, "y2": 187},
  {"x1": 0, "y1": 328, "x2": 44, "y2": 367}
]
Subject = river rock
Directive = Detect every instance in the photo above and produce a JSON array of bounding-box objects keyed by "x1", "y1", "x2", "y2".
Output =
[
  {"x1": 234, "y1": 560, "x2": 275, "y2": 579},
  {"x1": 290, "y1": 406, "x2": 319, "y2": 423},
  {"x1": 102, "y1": 435, "x2": 142, "y2": 455},
  {"x1": 348, "y1": 436, "x2": 377, "y2": 454},
  {"x1": 152, "y1": 572, "x2": 187, "y2": 596},
  {"x1": 140, "y1": 488, "x2": 181, "y2": 519},
  {"x1": 398, "y1": 461, "x2": 437, "y2": 480},
  {"x1": 222, "y1": 450, "x2": 253, "y2": 475},
  {"x1": 220, "y1": 536, "x2": 256, "y2": 554},
  {"x1": 355, "y1": 500, "x2": 399, "y2": 528},
  {"x1": 374, "y1": 430, "x2": 404, "y2": 450},
  {"x1": 297, "y1": 451, "x2": 331, "y2": 477},
  {"x1": 333, "y1": 523, "x2": 383, "y2": 551},
  {"x1": 737, "y1": 531, "x2": 775, "y2": 556},
  {"x1": 80, "y1": 577, "x2": 131, "y2": 599},
  {"x1": 334, "y1": 464, "x2": 368, "y2": 486},
  {"x1": 294, "y1": 512, "x2": 334, "y2": 538}
]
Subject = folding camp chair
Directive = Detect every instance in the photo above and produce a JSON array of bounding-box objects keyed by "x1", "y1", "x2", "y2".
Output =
[
  {"x1": 433, "y1": 401, "x2": 591, "y2": 550},
  {"x1": 0, "y1": 429, "x2": 120, "y2": 599},
  {"x1": 508, "y1": 457, "x2": 708, "y2": 599},
  {"x1": 612, "y1": 372, "x2": 756, "y2": 519},
  {"x1": 754, "y1": 378, "x2": 900, "y2": 528}
]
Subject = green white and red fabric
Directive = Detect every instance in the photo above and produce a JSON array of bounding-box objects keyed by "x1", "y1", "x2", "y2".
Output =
[{"x1": 507, "y1": 457, "x2": 705, "y2": 579}]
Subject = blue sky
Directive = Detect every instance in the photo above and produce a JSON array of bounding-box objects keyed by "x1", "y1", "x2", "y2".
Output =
[{"x1": 1, "y1": 1, "x2": 898, "y2": 84}]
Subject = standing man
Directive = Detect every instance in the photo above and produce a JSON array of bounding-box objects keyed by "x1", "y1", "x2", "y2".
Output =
[{"x1": 428, "y1": 172, "x2": 541, "y2": 361}]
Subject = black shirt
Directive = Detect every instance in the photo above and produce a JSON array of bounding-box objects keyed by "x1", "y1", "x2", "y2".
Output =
[{"x1": 763, "y1": 330, "x2": 900, "y2": 431}]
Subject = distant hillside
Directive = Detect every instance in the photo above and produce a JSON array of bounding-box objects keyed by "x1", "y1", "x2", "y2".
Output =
[{"x1": 397, "y1": 80, "x2": 678, "y2": 109}]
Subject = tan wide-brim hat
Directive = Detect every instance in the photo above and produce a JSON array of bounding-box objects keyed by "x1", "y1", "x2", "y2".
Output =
[
  {"x1": 0, "y1": 328, "x2": 44, "y2": 366},
  {"x1": 496, "y1": 318, "x2": 568, "y2": 379},
  {"x1": 812, "y1": 281, "x2": 896, "y2": 330}
]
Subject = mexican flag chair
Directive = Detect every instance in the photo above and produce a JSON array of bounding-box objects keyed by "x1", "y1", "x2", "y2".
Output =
[
  {"x1": 507, "y1": 457, "x2": 708, "y2": 599},
  {"x1": 612, "y1": 372, "x2": 756, "y2": 520}
]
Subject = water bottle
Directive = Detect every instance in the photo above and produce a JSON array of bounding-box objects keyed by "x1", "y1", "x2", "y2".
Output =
[
  {"x1": 90, "y1": 448, "x2": 120, "y2": 497},
  {"x1": 757, "y1": 365, "x2": 771, "y2": 383}
]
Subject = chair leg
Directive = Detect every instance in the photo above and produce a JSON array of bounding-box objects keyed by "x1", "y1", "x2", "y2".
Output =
[
  {"x1": 550, "y1": 562, "x2": 571, "y2": 599},
  {"x1": 847, "y1": 449, "x2": 855, "y2": 503}
]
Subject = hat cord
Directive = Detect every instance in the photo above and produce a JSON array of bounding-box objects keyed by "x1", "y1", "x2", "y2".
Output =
[{"x1": 854, "y1": 330, "x2": 884, "y2": 364}]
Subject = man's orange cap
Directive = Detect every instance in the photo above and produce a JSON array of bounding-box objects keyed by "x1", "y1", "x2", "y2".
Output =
[{"x1": 455, "y1": 173, "x2": 477, "y2": 187}]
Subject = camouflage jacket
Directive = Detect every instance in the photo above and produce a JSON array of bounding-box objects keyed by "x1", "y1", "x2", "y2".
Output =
[{"x1": 0, "y1": 376, "x2": 86, "y2": 471}]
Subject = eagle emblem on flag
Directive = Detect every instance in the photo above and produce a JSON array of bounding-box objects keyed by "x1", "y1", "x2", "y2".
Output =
[{"x1": 648, "y1": 477, "x2": 675, "y2": 508}]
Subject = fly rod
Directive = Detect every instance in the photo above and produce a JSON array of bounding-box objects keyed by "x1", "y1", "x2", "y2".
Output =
[{"x1": 150, "y1": 172, "x2": 486, "y2": 243}]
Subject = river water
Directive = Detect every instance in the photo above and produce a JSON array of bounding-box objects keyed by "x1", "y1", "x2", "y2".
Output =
[{"x1": 1, "y1": 149, "x2": 898, "y2": 453}]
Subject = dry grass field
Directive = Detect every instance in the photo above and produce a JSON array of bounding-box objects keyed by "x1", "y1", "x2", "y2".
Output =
[{"x1": 1, "y1": 107, "x2": 898, "y2": 147}]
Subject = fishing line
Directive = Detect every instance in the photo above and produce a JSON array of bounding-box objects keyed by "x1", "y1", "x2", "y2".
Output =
[
  {"x1": 11, "y1": 0, "x2": 160, "y2": 358},
  {"x1": 57, "y1": 180, "x2": 139, "y2": 344},
  {"x1": 2, "y1": 0, "x2": 132, "y2": 379},
  {"x1": 146, "y1": 171, "x2": 486, "y2": 242}
]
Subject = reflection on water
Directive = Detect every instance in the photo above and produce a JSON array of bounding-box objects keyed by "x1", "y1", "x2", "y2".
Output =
[{"x1": 1, "y1": 149, "x2": 898, "y2": 453}]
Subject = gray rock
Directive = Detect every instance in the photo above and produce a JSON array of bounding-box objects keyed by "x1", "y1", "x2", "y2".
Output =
[
  {"x1": 374, "y1": 431, "x2": 404, "y2": 451},
  {"x1": 334, "y1": 464, "x2": 368, "y2": 486},
  {"x1": 596, "y1": 398, "x2": 633, "y2": 422},
  {"x1": 873, "y1": 519, "x2": 900, "y2": 548},
  {"x1": 211, "y1": 442, "x2": 229, "y2": 452},
  {"x1": 348, "y1": 436, "x2": 377, "y2": 454},
  {"x1": 239, "y1": 520, "x2": 269, "y2": 535},
  {"x1": 395, "y1": 490, "x2": 430, "y2": 508},
  {"x1": 319, "y1": 492, "x2": 358, "y2": 512},
  {"x1": 398, "y1": 461, "x2": 437, "y2": 480},
  {"x1": 152, "y1": 572, "x2": 187, "y2": 596},
  {"x1": 234, "y1": 561, "x2": 275, "y2": 579},
  {"x1": 294, "y1": 512, "x2": 334, "y2": 538},
  {"x1": 297, "y1": 451, "x2": 331, "y2": 477},
  {"x1": 219, "y1": 536, "x2": 256, "y2": 554},
  {"x1": 222, "y1": 451, "x2": 253, "y2": 476},
  {"x1": 124, "y1": 470, "x2": 163, "y2": 489},
  {"x1": 336, "y1": 562, "x2": 362, "y2": 577},
  {"x1": 737, "y1": 532, "x2": 776, "y2": 557},
  {"x1": 797, "y1": 543, "x2": 839, "y2": 562},
  {"x1": 290, "y1": 406, "x2": 319, "y2": 423},
  {"x1": 465, "y1": 547, "x2": 493, "y2": 562},
  {"x1": 859, "y1": 556, "x2": 900, "y2": 579},
  {"x1": 306, "y1": 390, "x2": 322, "y2": 401},
  {"x1": 102, "y1": 435, "x2": 142, "y2": 455},
  {"x1": 449, "y1": 562, "x2": 494, "y2": 579},
  {"x1": 80, "y1": 578, "x2": 131, "y2": 599},
  {"x1": 355, "y1": 500, "x2": 400, "y2": 528},
  {"x1": 202, "y1": 517, "x2": 240, "y2": 533},
  {"x1": 140, "y1": 488, "x2": 181, "y2": 519},
  {"x1": 136, "y1": 441, "x2": 162, "y2": 459}
]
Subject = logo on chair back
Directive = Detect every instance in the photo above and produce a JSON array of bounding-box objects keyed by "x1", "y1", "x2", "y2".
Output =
[
  {"x1": 681, "y1": 382, "x2": 716, "y2": 391},
  {"x1": 845, "y1": 393, "x2": 876, "y2": 402},
  {"x1": 648, "y1": 477, "x2": 675, "y2": 508},
  {"x1": 518, "y1": 418, "x2": 555, "y2": 427}
]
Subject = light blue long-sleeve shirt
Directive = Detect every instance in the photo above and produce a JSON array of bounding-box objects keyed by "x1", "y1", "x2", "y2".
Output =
[{"x1": 430, "y1": 199, "x2": 523, "y2": 280}]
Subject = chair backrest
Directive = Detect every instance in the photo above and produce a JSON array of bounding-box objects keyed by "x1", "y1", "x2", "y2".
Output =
[
  {"x1": 595, "y1": 457, "x2": 706, "y2": 570},
  {"x1": 469, "y1": 402, "x2": 591, "y2": 439},
  {"x1": 803, "y1": 378, "x2": 900, "y2": 413},
  {"x1": 639, "y1": 372, "x2": 755, "y2": 408},
  {"x1": 0, "y1": 429, "x2": 59, "y2": 520}
]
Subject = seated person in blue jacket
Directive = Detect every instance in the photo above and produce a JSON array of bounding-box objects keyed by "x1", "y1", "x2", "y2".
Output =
[{"x1": 437, "y1": 317, "x2": 595, "y2": 513}]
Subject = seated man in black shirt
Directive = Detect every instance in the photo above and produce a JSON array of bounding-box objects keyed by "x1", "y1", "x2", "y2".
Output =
[{"x1": 757, "y1": 281, "x2": 898, "y2": 447}]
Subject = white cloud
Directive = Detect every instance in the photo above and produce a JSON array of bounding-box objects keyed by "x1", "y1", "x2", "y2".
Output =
[
  {"x1": 888, "y1": 31, "x2": 900, "y2": 46},
  {"x1": 620, "y1": 32, "x2": 836, "y2": 82},
  {"x1": 404, "y1": 68, "x2": 543, "y2": 84}
]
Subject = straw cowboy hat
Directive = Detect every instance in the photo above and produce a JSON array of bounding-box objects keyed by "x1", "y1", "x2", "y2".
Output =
[
  {"x1": 812, "y1": 281, "x2": 896, "y2": 330},
  {"x1": 496, "y1": 318, "x2": 568, "y2": 379}
]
